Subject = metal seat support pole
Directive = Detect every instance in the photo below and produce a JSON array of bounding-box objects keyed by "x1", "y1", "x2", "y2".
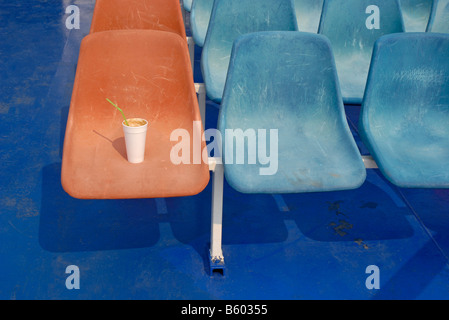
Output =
[{"x1": 208, "y1": 157, "x2": 225, "y2": 275}]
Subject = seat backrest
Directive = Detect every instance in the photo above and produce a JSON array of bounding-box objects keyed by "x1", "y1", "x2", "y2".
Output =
[
  {"x1": 190, "y1": 0, "x2": 214, "y2": 47},
  {"x1": 62, "y1": 30, "x2": 210, "y2": 199},
  {"x1": 427, "y1": 0, "x2": 449, "y2": 32},
  {"x1": 183, "y1": 0, "x2": 193, "y2": 11},
  {"x1": 359, "y1": 33, "x2": 449, "y2": 187},
  {"x1": 399, "y1": 0, "x2": 433, "y2": 32},
  {"x1": 201, "y1": 0, "x2": 298, "y2": 103},
  {"x1": 90, "y1": 0, "x2": 186, "y2": 37},
  {"x1": 318, "y1": 0, "x2": 404, "y2": 104},
  {"x1": 217, "y1": 31, "x2": 366, "y2": 193},
  {"x1": 293, "y1": 0, "x2": 324, "y2": 33}
]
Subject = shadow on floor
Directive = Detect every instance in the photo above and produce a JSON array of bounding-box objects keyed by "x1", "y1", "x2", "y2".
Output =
[
  {"x1": 285, "y1": 170, "x2": 414, "y2": 243},
  {"x1": 39, "y1": 162, "x2": 161, "y2": 252}
]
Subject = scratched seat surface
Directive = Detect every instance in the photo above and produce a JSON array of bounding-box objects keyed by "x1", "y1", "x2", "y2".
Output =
[
  {"x1": 190, "y1": 0, "x2": 213, "y2": 47},
  {"x1": 89, "y1": 0, "x2": 186, "y2": 37},
  {"x1": 61, "y1": 30, "x2": 210, "y2": 199},
  {"x1": 399, "y1": 0, "x2": 433, "y2": 32},
  {"x1": 318, "y1": 0, "x2": 404, "y2": 105},
  {"x1": 201, "y1": 0, "x2": 298, "y2": 104},
  {"x1": 427, "y1": 0, "x2": 449, "y2": 33},
  {"x1": 217, "y1": 31, "x2": 366, "y2": 194},
  {"x1": 359, "y1": 33, "x2": 449, "y2": 188},
  {"x1": 293, "y1": 0, "x2": 324, "y2": 33}
]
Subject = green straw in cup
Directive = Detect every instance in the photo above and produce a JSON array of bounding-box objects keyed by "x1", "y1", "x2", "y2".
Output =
[{"x1": 106, "y1": 98, "x2": 129, "y2": 126}]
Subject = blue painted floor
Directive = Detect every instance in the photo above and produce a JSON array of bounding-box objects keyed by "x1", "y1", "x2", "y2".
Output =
[{"x1": 1, "y1": 0, "x2": 449, "y2": 300}]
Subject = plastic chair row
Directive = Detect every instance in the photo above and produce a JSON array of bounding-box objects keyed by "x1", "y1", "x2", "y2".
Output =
[
  {"x1": 62, "y1": 0, "x2": 449, "y2": 275},
  {"x1": 190, "y1": 0, "x2": 440, "y2": 46},
  {"x1": 61, "y1": 0, "x2": 215, "y2": 272},
  {"x1": 195, "y1": 0, "x2": 447, "y2": 106},
  {"x1": 218, "y1": 31, "x2": 449, "y2": 192},
  {"x1": 201, "y1": 0, "x2": 401, "y2": 105},
  {"x1": 208, "y1": 31, "x2": 449, "y2": 271}
]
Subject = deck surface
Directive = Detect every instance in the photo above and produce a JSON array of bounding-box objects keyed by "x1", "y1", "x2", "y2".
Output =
[{"x1": 0, "y1": 0, "x2": 448, "y2": 300}]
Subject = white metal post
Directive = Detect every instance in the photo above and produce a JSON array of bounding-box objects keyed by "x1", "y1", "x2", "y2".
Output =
[
  {"x1": 362, "y1": 155, "x2": 378, "y2": 169},
  {"x1": 187, "y1": 37, "x2": 195, "y2": 75},
  {"x1": 195, "y1": 83, "x2": 206, "y2": 127},
  {"x1": 204, "y1": 153, "x2": 377, "y2": 276},
  {"x1": 208, "y1": 157, "x2": 225, "y2": 274}
]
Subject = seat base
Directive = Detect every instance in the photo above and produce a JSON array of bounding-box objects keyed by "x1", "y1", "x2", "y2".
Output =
[{"x1": 209, "y1": 250, "x2": 226, "y2": 276}]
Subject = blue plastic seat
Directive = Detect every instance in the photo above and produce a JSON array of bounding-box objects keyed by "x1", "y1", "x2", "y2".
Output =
[
  {"x1": 217, "y1": 31, "x2": 366, "y2": 194},
  {"x1": 427, "y1": 0, "x2": 449, "y2": 33},
  {"x1": 359, "y1": 33, "x2": 449, "y2": 188},
  {"x1": 183, "y1": 0, "x2": 193, "y2": 12},
  {"x1": 293, "y1": 0, "x2": 324, "y2": 33},
  {"x1": 318, "y1": 0, "x2": 404, "y2": 105},
  {"x1": 201, "y1": 0, "x2": 298, "y2": 104},
  {"x1": 190, "y1": 0, "x2": 213, "y2": 47},
  {"x1": 399, "y1": 0, "x2": 433, "y2": 32}
]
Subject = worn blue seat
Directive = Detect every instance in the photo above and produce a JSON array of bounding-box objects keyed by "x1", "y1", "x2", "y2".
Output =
[
  {"x1": 217, "y1": 31, "x2": 366, "y2": 194},
  {"x1": 293, "y1": 0, "x2": 324, "y2": 33},
  {"x1": 399, "y1": 0, "x2": 433, "y2": 32},
  {"x1": 182, "y1": 0, "x2": 193, "y2": 12},
  {"x1": 190, "y1": 0, "x2": 213, "y2": 47},
  {"x1": 201, "y1": 0, "x2": 298, "y2": 104},
  {"x1": 427, "y1": 0, "x2": 449, "y2": 33},
  {"x1": 318, "y1": 0, "x2": 404, "y2": 105},
  {"x1": 359, "y1": 33, "x2": 449, "y2": 188}
]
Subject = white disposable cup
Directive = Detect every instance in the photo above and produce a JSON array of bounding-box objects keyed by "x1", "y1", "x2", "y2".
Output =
[{"x1": 122, "y1": 118, "x2": 148, "y2": 163}]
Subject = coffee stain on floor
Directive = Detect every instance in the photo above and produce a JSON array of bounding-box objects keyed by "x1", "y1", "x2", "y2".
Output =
[
  {"x1": 329, "y1": 220, "x2": 353, "y2": 237},
  {"x1": 327, "y1": 200, "x2": 369, "y2": 250},
  {"x1": 354, "y1": 238, "x2": 369, "y2": 250}
]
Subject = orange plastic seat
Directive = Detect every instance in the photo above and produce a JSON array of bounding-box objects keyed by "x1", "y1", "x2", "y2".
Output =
[
  {"x1": 89, "y1": 0, "x2": 186, "y2": 37},
  {"x1": 61, "y1": 30, "x2": 209, "y2": 199}
]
